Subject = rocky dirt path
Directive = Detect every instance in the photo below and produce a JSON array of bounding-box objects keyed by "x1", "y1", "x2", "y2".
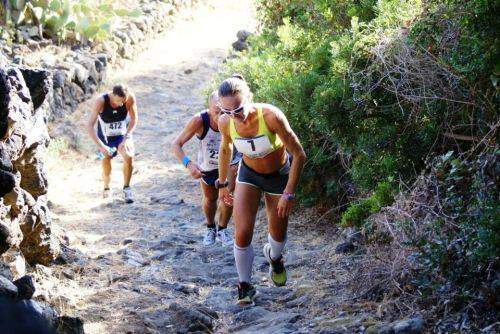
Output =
[{"x1": 43, "y1": 1, "x2": 362, "y2": 333}]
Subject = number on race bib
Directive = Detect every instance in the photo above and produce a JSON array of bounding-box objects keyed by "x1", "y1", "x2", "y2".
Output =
[
  {"x1": 246, "y1": 140, "x2": 256, "y2": 151},
  {"x1": 109, "y1": 122, "x2": 122, "y2": 130},
  {"x1": 209, "y1": 150, "x2": 218, "y2": 159}
]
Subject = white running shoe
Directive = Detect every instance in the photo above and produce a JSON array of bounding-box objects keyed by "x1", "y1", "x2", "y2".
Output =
[
  {"x1": 103, "y1": 188, "x2": 111, "y2": 199},
  {"x1": 203, "y1": 228, "x2": 216, "y2": 246},
  {"x1": 123, "y1": 187, "x2": 134, "y2": 204},
  {"x1": 217, "y1": 228, "x2": 233, "y2": 246}
]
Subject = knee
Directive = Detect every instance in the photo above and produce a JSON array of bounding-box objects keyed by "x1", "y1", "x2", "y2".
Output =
[
  {"x1": 234, "y1": 229, "x2": 252, "y2": 248},
  {"x1": 102, "y1": 157, "x2": 112, "y2": 168},
  {"x1": 122, "y1": 153, "x2": 133, "y2": 163},
  {"x1": 204, "y1": 194, "x2": 218, "y2": 204},
  {"x1": 118, "y1": 147, "x2": 133, "y2": 161}
]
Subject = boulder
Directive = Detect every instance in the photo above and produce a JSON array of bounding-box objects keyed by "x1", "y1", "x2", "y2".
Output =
[
  {"x1": 72, "y1": 63, "x2": 89, "y2": 87},
  {"x1": 0, "y1": 65, "x2": 59, "y2": 264},
  {"x1": 232, "y1": 40, "x2": 249, "y2": 52},
  {"x1": 0, "y1": 275, "x2": 18, "y2": 299},
  {"x1": 0, "y1": 298, "x2": 56, "y2": 333},
  {"x1": 167, "y1": 302, "x2": 217, "y2": 333},
  {"x1": 13, "y1": 275, "x2": 35, "y2": 300},
  {"x1": 393, "y1": 316, "x2": 424, "y2": 334},
  {"x1": 237, "y1": 29, "x2": 252, "y2": 42},
  {"x1": 0, "y1": 170, "x2": 15, "y2": 197},
  {"x1": 56, "y1": 316, "x2": 85, "y2": 334},
  {"x1": 19, "y1": 67, "x2": 52, "y2": 111},
  {"x1": 1, "y1": 249, "x2": 27, "y2": 279},
  {"x1": 19, "y1": 203, "x2": 60, "y2": 265},
  {"x1": 335, "y1": 241, "x2": 356, "y2": 254}
]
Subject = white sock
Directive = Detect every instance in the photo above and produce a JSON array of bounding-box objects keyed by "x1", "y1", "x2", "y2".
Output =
[
  {"x1": 234, "y1": 243, "x2": 254, "y2": 283},
  {"x1": 268, "y1": 233, "x2": 286, "y2": 260}
]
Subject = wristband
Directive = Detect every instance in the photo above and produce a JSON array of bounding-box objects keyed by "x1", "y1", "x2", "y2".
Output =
[
  {"x1": 282, "y1": 192, "x2": 295, "y2": 201},
  {"x1": 182, "y1": 156, "x2": 191, "y2": 168},
  {"x1": 215, "y1": 179, "x2": 229, "y2": 189}
]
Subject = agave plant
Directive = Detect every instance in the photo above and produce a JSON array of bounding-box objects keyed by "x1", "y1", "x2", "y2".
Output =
[{"x1": 1, "y1": 0, "x2": 142, "y2": 43}]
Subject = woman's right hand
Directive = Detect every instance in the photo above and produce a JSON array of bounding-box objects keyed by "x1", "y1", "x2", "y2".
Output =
[
  {"x1": 187, "y1": 162, "x2": 203, "y2": 179},
  {"x1": 219, "y1": 187, "x2": 234, "y2": 207}
]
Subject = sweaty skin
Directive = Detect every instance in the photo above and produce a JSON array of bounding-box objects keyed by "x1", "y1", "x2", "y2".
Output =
[
  {"x1": 86, "y1": 92, "x2": 138, "y2": 188},
  {"x1": 171, "y1": 94, "x2": 237, "y2": 228},
  {"x1": 218, "y1": 97, "x2": 306, "y2": 219}
]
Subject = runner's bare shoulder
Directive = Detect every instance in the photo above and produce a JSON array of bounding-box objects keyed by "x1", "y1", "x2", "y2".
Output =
[
  {"x1": 189, "y1": 111, "x2": 205, "y2": 136},
  {"x1": 125, "y1": 93, "x2": 137, "y2": 108},
  {"x1": 93, "y1": 95, "x2": 105, "y2": 114},
  {"x1": 258, "y1": 103, "x2": 283, "y2": 128}
]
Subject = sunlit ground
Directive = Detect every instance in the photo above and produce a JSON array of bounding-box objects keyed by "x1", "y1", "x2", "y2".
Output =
[{"x1": 43, "y1": 1, "x2": 256, "y2": 332}]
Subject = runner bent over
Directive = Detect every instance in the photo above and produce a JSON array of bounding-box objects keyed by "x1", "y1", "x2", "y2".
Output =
[{"x1": 87, "y1": 85, "x2": 138, "y2": 203}]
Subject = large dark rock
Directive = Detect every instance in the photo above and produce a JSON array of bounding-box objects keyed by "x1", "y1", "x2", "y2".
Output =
[
  {"x1": 0, "y1": 275, "x2": 18, "y2": 299},
  {"x1": 20, "y1": 203, "x2": 59, "y2": 265},
  {"x1": 167, "y1": 302, "x2": 217, "y2": 333},
  {"x1": 232, "y1": 40, "x2": 249, "y2": 52},
  {"x1": 19, "y1": 67, "x2": 52, "y2": 111},
  {"x1": 14, "y1": 145, "x2": 48, "y2": 198},
  {"x1": 0, "y1": 66, "x2": 11, "y2": 140},
  {"x1": 0, "y1": 64, "x2": 58, "y2": 264},
  {"x1": 56, "y1": 316, "x2": 85, "y2": 334},
  {"x1": 335, "y1": 241, "x2": 356, "y2": 254},
  {"x1": 0, "y1": 169, "x2": 16, "y2": 197},
  {"x1": 0, "y1": 223, "x2": 10, "y2": 254},
  {"x1": 13, "y1": 275, "x2": 35, "y2": 300},
  {"x1": 237, "y1": 29, "x2": 252, "y2": 42},
  {"x1": 0, "y1": 298, "x2": 56, "y2": 334}
]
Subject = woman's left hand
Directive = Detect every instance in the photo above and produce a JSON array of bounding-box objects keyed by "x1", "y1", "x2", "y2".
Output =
[{"x1": 277, "y1": 195, "x2": 295, "y2": 218}]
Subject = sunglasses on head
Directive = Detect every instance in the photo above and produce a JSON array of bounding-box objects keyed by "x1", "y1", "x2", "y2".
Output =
[{"x1": 217, "y1": 103, "x2": 245, "y2": 116}]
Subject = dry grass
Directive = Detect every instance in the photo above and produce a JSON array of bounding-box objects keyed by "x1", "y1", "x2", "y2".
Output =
[{"x1": 347, "y1": 151, "x2": 499, "y2": 331}]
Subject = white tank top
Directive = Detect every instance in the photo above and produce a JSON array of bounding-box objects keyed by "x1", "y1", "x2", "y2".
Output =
[
  {"x1": 197, "y1": 111, "x2": 220, "y2": 171},
  {"x1": 197, "y1": 111, "x2": 240, "y2": 171}
]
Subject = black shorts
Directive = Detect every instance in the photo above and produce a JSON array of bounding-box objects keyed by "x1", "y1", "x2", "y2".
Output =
[
  {"x1": 97, "y1": 127, "x2": 124, "y2": 159},
  {"x1": 201, "y1": 161, "x2": 241, "y2": 187},
  {"x1": 201, "y1": 169, "x2": 218, "y2": 186},
  {"x1": 236, "y1": 155, "x2": 291, "y2": 195}
]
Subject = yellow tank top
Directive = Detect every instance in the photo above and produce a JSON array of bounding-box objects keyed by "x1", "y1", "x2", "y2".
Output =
[{"x1": 229, "y1": 106, "x2": 283, "y2": 158}]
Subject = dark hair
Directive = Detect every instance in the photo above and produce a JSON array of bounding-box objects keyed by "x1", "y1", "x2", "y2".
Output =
[
  {"x1": 231, "y1": 73, "x2": 245, "y2": 81},
  {"x1": 112, "y1": 85, "x2": 128, "y2": 98},
  {"x1": 218, "y1": 73, "x2": 252, "y2": 101}
]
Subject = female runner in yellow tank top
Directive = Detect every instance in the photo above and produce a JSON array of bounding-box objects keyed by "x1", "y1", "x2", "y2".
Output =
[{"x1": 216, "y1": 74, "x2": 306, "y2": 306}]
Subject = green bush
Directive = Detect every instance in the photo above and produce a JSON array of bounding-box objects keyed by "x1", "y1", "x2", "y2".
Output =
[
  {"x1": 413, "y1": 151, "x2": 500, "y2": 290},
  {"x1": 218, "y1": 0, "x2": 498, "y2": 223},
  {"x1": 341, "y1": 181, "x2": 397, "y2": 227}
]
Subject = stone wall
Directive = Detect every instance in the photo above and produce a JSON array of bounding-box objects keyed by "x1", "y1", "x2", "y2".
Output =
[
  {"x1": 0, "y1": 55, "x2": 58, "y2": 279},
  {"x1": 1, "y1": 0, "x2": 196, "y2": 139},
  {"x1": 0, "y1": 1, "x2": 198, "y2": 277}
]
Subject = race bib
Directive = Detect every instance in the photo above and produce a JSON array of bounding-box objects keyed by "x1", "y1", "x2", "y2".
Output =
[
  {"x1": 205, "y1": 139, "x2": 219, "y2": 167},
  {"x1": 102, "y1": 121, "x2": 127, "y2": 137},
  {"x1": 234, "y1": 135, "x2": 273, "y2": 158}
]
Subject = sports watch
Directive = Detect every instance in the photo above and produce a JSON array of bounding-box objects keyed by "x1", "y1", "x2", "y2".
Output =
[{"x1": 215, "y1": 179, "x2": 229, "y2": 189}]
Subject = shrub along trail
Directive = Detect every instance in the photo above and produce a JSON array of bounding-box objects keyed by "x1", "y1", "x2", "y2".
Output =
[{"x1": 43, "y1": 1, "x2": 386, "y2": 333}]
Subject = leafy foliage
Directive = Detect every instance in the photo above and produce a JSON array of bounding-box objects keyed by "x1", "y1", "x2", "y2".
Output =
[
  {"x1": 1, "y1": 0, "x2": 141, "y2": 42},
  {"x1": 218, "y1": 0, "x2": 498, "y2": 227}
]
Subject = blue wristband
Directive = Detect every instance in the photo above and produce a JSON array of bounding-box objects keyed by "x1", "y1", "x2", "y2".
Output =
[{"x1": 182, "y1": 156, "x2": 191, "y2": 168}]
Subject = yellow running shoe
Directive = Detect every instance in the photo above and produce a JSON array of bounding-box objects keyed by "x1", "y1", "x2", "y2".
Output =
[
  {"x1": 237, "y1": 282, "x2": 257, "y2": 306},
  {"x1": 263, "y1": 243, "x2": 287, "y2": 287}
]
